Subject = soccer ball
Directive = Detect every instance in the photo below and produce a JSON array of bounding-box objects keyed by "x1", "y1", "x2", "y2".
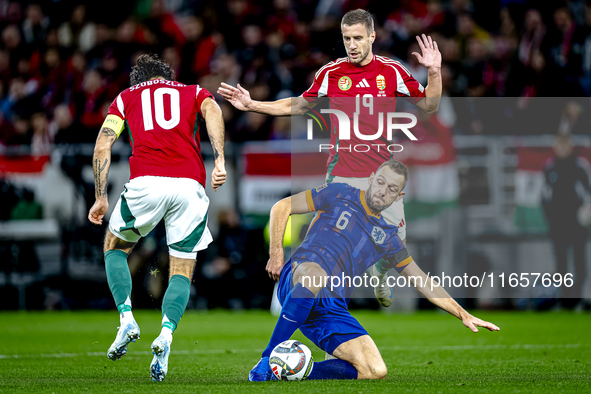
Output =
[{"x1": 269, "y1": 340, "x2": 314, "y2": 381}]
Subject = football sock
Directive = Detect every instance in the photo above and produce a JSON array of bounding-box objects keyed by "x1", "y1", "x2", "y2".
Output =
[
  {"x1": 374, "y1": 258, "x2": 391, "y2": 275},
  {"x1": 307, "y1": 359, "x2": 358, "y2": 380},
  {"x1": 161, "y1": 275, "x2": 191, "y2": 335},
  {"x1": 105, "y1": 250, "x2": 132, "y2": 314},
  {"x1": 159, "y1": 318, "x2": 174, "y2": 343},
  {"x1": 261, "y1": 283, "x2": 315, "y2": 358},
  {"x1": 119, "y1": 297, "x2": 134, "y2": 325}
]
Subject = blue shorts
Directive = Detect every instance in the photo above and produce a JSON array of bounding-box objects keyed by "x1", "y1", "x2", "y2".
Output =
[{"x1": 277, "y1": 263, "x2": 369, "y2": 355}]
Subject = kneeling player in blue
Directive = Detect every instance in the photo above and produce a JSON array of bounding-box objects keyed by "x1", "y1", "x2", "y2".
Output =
[{"x1": 249, "y1": 160, "x2": 500, "y2": 381}]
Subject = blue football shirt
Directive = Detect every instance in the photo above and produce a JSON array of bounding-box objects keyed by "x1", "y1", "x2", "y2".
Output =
[{"x1": 288, "y1": 183, "x2": 413, "y2": 300}]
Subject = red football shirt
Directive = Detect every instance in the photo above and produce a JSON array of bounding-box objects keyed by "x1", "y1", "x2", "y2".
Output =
[
  {"x1": 303, "y1": 55, "x2": 426, "y2": 178},
  {"x1": 107, "y1": 79, "x2": 213, "y2": 186}
]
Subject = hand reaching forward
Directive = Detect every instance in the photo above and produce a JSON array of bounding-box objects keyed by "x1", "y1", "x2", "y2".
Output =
[
  {"x1": 462, "y1": 312, "x2": 500, "y2": 333},
  {"x1": 412, "y1": 34, "x2": 442, "y2": 70},
  {"x1": 217, "y1": 83, "x2": 253, "y2": 112}
]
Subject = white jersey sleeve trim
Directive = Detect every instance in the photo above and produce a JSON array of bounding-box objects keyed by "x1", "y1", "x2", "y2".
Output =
[
  {"x1": 319, "y1": 70, "x2": 331, "y2": 97},
  {"x1": 384, "y1": 65, "x2": 410, "y2": 96},
  {"x1": 314, "y1": 57, "x2": 347, "y2": 79},
  {"x1": 116, "y1": 94, "x2": 125, "y2": 119},
  {"x1": 376, "y1": 55, "x2": 411, "y2": 76},
  {"x1": 308, "y1": 58, "x2": 347, "y2": 97}
]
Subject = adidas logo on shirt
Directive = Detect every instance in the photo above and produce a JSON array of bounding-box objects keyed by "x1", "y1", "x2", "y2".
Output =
[{"x1": 355, "y1": 79, "x2": 370, "y2": 88}]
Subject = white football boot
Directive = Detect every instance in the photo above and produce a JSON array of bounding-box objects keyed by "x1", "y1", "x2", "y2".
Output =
[
  {"x1": 107, "y1": 319, "x2": 140, "y2": 360},
  {"x1": 150, "y1": 334, "x2": 171, "y2": 382},
  {"x1": 369, "y1": 265, "x2": 393, "y2": 307}
]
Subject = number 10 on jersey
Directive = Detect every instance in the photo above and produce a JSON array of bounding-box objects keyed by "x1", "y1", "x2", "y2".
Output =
[{"x1": 141, "y1": 87, "x2": 180, "y2": 130}]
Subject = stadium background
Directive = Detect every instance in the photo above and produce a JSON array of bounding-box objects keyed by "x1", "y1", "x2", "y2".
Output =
[{"x1": 1, "y1": 0, "x2": 590, "y2": 314}]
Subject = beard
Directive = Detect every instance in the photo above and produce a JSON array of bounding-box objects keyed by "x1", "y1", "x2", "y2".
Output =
[
  {"x1": 349, "y1": 45, "x2": 370, "y2": 64},
  {"x1": 365, "y1": 185, "x2": 393, "y2": 213}
]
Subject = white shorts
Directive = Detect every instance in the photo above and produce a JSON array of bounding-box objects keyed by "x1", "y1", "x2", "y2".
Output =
[
  {"x1": 108, "y1": 176, "x2": 213, "y2": 259},
  {"x1": 329, "y1": 175, "x2": 406, "y2": 240}
]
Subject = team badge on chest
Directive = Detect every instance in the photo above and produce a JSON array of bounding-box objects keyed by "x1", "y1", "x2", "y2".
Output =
[
  {"x1": 376, "y1": 74, "x2": 386, "y2": 91},
  {"x1": 338, "y1": 76, "x2": 352, "y2": 91},
  {"x1": 371, "y1": 226, "x2": 386, "y2": 245}
]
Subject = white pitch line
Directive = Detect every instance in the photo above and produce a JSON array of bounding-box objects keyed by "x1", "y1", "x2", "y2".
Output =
[
  {"x1": 380, "y1": 343, "x2": 585, "y2": 351},
  {"x1": 0, "y1": 348, "x2": 262, "y2": 359},
  {"x1": 0, "y1": 344, "x2": 586, "y2": 360}
]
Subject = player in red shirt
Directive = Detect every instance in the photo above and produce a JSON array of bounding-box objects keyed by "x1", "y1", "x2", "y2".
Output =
[
  {"x1": 218, "y1": 9, "x2": 441, "y2": 310},
  {"x1": 88, "y1": 54, "x2": 226, "y2": 382}
]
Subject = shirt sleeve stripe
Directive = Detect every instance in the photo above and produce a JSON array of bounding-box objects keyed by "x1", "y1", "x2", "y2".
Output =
[
  {"x1": 305, "y1": 190, "x2": 315, "y2": 212},
  {"x1": 395, "y1": 256, "x2": 413, "y2": 268},
  {"x1": 116, "y1": 94, "x2": 125, "y2": 118}
]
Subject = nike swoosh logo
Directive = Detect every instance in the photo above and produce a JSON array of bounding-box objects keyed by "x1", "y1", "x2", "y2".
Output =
[{"x1": 282, "y1": 314, "x2": 297, "y2": 323}]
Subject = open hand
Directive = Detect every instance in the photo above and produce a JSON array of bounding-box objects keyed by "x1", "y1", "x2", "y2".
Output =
[
  {"x1": 462, "y1": 313, "x2": 500, "y2": 333},
  {"x1": 412, "y1": 34, "x2": 442, "y2": 70},
  {"x1": 217, "y1": 83, "x2": 253, "y2": 112}
]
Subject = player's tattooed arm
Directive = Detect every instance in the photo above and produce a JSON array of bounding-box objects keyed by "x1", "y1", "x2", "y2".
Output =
[
  {"x1": 93, "y1": 157, "x2": 109, "y2": 197},
  {"x1": 101, "y1": 126, "x2": 117, "y2": 140},
  {"x1": 201, "y1": 98, "x2": 225, "y2": 161},
  {"x1": 92, "y1": 127, "x2": 117, "y2": 199},
  {"x1": 208, "y1": 128, "x2": 223, "y2": 162},
  {"x1": 201, "y1": 98, "x2": 227, "y2": 191},
  {"x1": 88, "y1": 125, "x2": 119, "y2": 225}
]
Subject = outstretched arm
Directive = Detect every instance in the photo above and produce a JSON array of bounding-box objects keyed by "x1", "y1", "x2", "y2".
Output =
[
  {"x1": 217, "y1": 83, "x2": 312, "y2": 116},
  {"x1": 201, "y1": 97, "x2": 227, "y2": 191},
  {"x1": 266, "y1": 191, "x2": 314, "y2": 281},
  {"x1": 88, "y1": 115, "x2": 122, "y2": 225},
  {"x1": 412, "y1": 34, "x2": 442, "y2": 115},
  {"x1": 401, "y1": 261, "x2": 500, "y2": 333}
]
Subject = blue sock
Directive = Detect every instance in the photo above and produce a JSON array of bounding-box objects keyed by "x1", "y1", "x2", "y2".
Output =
[
  {"x1": 261, "y1": 283, "x2": 315, "y2": 357},
  {"x1": 307, "y1": 359, "x2": 358, "y2": 380}
]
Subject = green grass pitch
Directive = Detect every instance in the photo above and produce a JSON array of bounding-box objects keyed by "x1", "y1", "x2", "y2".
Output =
[{"x1": 0, "y1": 310, "x2": 589, "y2": 393}]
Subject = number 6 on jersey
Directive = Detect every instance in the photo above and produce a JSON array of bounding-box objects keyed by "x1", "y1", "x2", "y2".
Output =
[{"x1": 336, "y1": 211, "x2": 351, "y2": 230}]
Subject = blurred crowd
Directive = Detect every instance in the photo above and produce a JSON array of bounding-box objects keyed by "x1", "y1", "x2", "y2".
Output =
[{"x1": 0, "y1": 0, "x2": 591, "y2": 151}]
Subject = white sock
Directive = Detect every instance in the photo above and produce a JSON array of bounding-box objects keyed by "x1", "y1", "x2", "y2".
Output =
[
  {"x1": 371, "y1": 264, "x2": 387, "y2": 280},
  {"x1": 120, "y1": 310, "x2": 135, "y2": 326},
  {"x1": 159, "y1": 326, "x2": 173, "y2": 343}
]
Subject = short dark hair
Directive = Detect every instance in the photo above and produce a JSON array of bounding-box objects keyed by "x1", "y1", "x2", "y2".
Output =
[
  {"x1": 341, "y1": 9, "x2": 374, "y2": 35},
  {"x1": 376, "y1": 160, "x2": 408, "y2": 190},
  {"x1": 129, "y1": 54, "x2": 174, "y2": 86}
]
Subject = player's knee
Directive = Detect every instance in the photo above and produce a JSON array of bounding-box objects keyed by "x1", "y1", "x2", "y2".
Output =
[
  {"x1": 103, "y1": 230, "x2": 135, "y2": 254},
  {"x1": 298, "y1": 269, "x2": 328, "y2": 296},
  {"x1": 169, "y1": 256, "x2": 196, "y2": 279},
  {"x1": 371, "y1": 363, "x2": 388, "y2": 380},
  {"x1": 356, "y1": 360, "x2": 387, "y2": 380},
  {"x1": 169, "y1": 266, "x2": 193, "y2": 280},
  {"x1": 293, "y1": 263, "x2": 328, "y2": 296},
  {"x1": 304, "y1": 276, "x2": 328, "y2": 296}
]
